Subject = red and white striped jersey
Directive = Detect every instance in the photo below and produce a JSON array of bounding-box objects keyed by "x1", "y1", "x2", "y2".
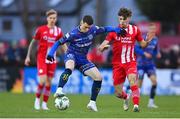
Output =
[
  {"x1": 33, "y1": 25, "x2": 63, "y2": 62},
  {"x1": 106, "y1": 24, "x2": 143, "y2": 64}
]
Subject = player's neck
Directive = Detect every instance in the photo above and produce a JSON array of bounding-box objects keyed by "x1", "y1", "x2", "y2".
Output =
[{"x1": 47, "y1": 24, "x2": 55, "y2": 29}]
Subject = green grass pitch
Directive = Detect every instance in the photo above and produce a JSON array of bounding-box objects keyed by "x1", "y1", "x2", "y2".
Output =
[{"x1": 0, "y1": 93, "x2": 180, "y2": 118}]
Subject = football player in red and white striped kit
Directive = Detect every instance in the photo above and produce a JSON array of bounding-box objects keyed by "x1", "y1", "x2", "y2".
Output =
[
  {"x1": 25, "y1": 9, "x2": 67, "y2": 110},
  {"x1": 99, "y1": 7, "x2": 155, "y2": 112}
]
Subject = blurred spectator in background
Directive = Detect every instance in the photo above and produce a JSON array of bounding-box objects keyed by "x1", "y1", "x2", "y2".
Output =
[
  {"x1": 88, "y1": 45, "x2": 106, "y2": 65},
  {"x1": 134, "y1": 22, "x2": 161, "y2": 108},
  {"x1": 6, "y1": 41, "x2": 20, "y2": 65},
  {"x1": 169, "y1": 45, "x2": 180, "y2": 68},
  {"x1": 0, "y1": 42, "x2": 8, "y2": 65}
]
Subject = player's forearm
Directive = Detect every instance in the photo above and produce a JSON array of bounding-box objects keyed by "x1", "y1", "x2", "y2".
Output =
[
  {"x1": 139, "y1": 40, "x2": 149, "y2": 48},
  {"x1": 61, "y1": 44, "x2": 68, "y2": 53},
  {"x1": 135, "y1": 46, "x2": 144, "y2": 56},
  {"x1": 48, "y1": 40, "x2": 61, "y2": 56},
  {"x1": 98, "y1": 40, "x2": 109, "y2": 52},
  {"x1": 26, "y1": 39, "x2": 36, "y2": 58},
  {"x1": 104, "y1": 26, "x2": 118, "y2": 32}
]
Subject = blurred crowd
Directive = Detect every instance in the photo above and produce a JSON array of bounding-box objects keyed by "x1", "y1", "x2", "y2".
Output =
[
  {"x1": 88, "y1": 44, "x2": 180, "y2": 69},
  {"x1": 0, "y1": 39, "x2": 180, "y2": 69}
]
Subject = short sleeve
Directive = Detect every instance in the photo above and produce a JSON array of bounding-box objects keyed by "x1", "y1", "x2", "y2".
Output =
[
  {"x1": 135, "y1": 27, "x2": 143, "y2": 42},
  {"x1": 57, "y1": 28, "x2": 63, "y2": 40},
  {"x1": 105, "y1": 32, "x2": 115, "y2": 42},
  {"x1": 33, "y1": 27, "x2": 41, "y2": 40},
  {"x1": 59, "y1": 32, "x2": 74, "y2": 44}
]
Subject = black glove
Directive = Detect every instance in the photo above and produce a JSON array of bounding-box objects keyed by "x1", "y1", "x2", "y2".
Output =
[{"x1": 47, "y1": 55, "x2": 55, "y2": 62}]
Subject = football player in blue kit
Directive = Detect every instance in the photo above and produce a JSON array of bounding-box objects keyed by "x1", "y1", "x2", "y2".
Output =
[
  {"x1": 47, "y1": 15, "x2": 126, "y2": 112},
  {"x1": 135, "y1": 23, "x2": 161, "y2": 108}
]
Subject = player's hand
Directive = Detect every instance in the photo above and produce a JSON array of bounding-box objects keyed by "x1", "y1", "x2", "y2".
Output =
[
  {"x1": 144, "y1": 52, "x2": 152, "y2": 59},
  {"x1": 47, "y1": 54, "x2": 55, "y2": 62},
  {"x1": 98, "y1": 45, "x2": 110, "y2": 52},
  {"x1": 24, "y1": 57, "x2": 30, "y2": 66},
  {"x1": 115, "y1": 28, "x2": 127, "y2": 37}
]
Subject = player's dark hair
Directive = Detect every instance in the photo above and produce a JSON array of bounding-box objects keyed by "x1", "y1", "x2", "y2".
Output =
[
  {"x1": 46, "y1": 9, "x2": 57, "y2": 17},
  {"x1": 118, "y1": 7, "x2": 132, "y2": 19},
  {"x1": 82, "y1": 15, "x2": 94, "y2": 25}
]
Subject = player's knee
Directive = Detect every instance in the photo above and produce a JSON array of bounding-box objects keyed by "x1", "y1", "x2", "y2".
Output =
[{"x1": 94, "y1": 74, "x2": 102, "y2": 81}]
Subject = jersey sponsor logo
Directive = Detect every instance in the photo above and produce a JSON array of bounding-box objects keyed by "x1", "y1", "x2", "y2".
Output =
[
  {"x1": 74, "y1": 38, "x2": 82, "y2": 42},
  {"x1": 47, "y1": 37, "x2": 56, "y2": 43},
  {"x1": 43, "y1": 36, "x2": 56, "y2": 43},
  {"x1": 76, "y1": 42, "x2": 92, "y2": 47},
  {"x1": 121, "y1": 37, "x2": 133, "y2": 43}
]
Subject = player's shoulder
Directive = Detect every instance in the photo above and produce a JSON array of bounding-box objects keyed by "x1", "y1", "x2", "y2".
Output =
[
  {"x1": 35, "y1": 25, "x2": 47, "y2": 32},
  {"x1": 37, "y1": 25, "x2": 47, "y2": 29}
]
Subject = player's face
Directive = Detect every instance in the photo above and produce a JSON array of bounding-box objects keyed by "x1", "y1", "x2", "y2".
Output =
[
  {"x1": 47, "y1": 14, "x2": 57, "y2": 27},
  {"x1": 80, "y1": 22, "x2": 92, "y2": 33},
  {"x1": 119, "y1": 16, "x2": 130, "y2": 28},
  {"x1": 148, "y1": 24, "x2": 157, "y2": 34}
]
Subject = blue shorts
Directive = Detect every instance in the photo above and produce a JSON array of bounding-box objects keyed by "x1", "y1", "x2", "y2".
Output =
[
  {"x1": 137, "y1": 64, "x2": 156, "y2": 80},
  {"x1": 64, "y1": 52, "x2": 95, "y2": 74}
]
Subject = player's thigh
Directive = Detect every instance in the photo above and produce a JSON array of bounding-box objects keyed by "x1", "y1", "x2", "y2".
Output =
[
  {"x1": 37, "y1": 59, "x2": 47, "y2": 76},
  {"x1": 64, "y1": 53, "x2": 76, "y2": 70},
  {"x1": 47, "y1": 63, "x2": 56, "y2": 77},
  {"x1": 65, "y1": 59, "x2": 75, "y2": 70},
  {"x1": 113, "y1": 65, "x2": 126, "y2": 86},
  {"x1": 84, "y1": 67, "x2": 102, "y2": 81}
]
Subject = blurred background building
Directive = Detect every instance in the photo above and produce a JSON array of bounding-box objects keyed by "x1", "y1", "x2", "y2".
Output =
[
  {"x1": 0, "y1": 0, "x2": 180, "y2": 68},
  {"x1": 0, "y1": 0, "x2": 180, "y2": 94}
]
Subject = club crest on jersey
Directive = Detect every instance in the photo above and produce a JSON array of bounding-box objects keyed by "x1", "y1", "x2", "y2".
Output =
[{"x1": 43, "y1": 36, "x2": 48, "y2": 40}]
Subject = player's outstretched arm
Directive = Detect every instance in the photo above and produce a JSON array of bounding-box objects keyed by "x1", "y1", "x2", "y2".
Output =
[
  {"x1": 47, "y1": 33, "x2": 72, "y2": 62},
  {"x1": 95, "y1": 26, "x2": 126, "y2": 37},
  {"x1": 98, "y1": 40, "x2": 110, "y2": 52},
  {"x1": 47, "y1": 40, "x2": 61, "y2": 62}
]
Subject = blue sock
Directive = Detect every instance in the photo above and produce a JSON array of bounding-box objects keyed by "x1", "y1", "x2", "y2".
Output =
[
  {"x1": 91, "y1": 80, "x2": 102, "y2": 101},
  {"x1": 58, "y1": 68, "x2": 72, "y2": 88},
  {"x1": 150, "y1": 85, "x2": 157, "y2": 99}
]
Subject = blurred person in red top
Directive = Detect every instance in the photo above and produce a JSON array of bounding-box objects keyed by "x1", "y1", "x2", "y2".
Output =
[
  {"x1": 25, "y1": 9, "x2": 67, "y2": 110},
  {"x1": 88, "y1": 45, "x2": 105, "y2": 65},
  {"x1": 99, "y1": 7, "x2": 155, "y2": 112}
]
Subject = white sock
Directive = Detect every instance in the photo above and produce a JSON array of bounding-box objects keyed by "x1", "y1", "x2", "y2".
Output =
[
  {"x1": 42, "y1": 101, "x2": 47, "y2": 107},
  {"x1": 57, "y1": 87, "x2": 63, "y2": 92},
  {"x1": 149, "y1": 99, "x2": 154, "y2": 104},
  {"x1": 35, "y1": 98, "x2": 40, "y2": 102},
  {"x1": 90, "y1": 100, "x2": 96, "y2": 104}
]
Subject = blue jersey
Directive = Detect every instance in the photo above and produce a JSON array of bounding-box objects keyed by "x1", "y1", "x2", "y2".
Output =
[
  {"x1": 59, "y1": 25, "x2": 110, "y2": 56},
  {"x1": 48, "y1": 25, "x2": 123, "y2": 74},
  {"x1": 135, "y1": 36, "x2": 160, "y2": 66}
]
